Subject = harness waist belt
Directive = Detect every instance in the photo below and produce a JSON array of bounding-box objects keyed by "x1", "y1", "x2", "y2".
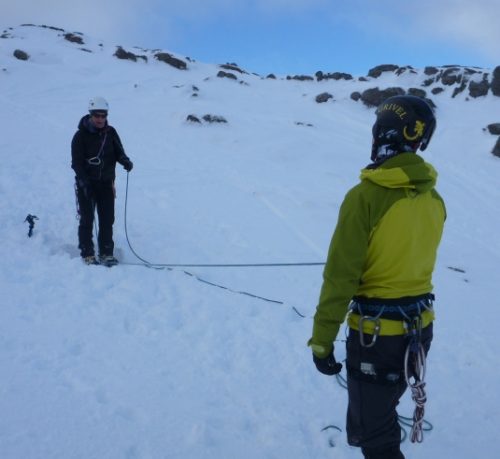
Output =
[{"x1": 348, "y1": 309, "x2": 435, "y2": 336}]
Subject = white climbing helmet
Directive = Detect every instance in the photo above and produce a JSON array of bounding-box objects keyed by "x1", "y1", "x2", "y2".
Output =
[{"x1": 88, "y1": 96, "x2": 109, "y2": 112}]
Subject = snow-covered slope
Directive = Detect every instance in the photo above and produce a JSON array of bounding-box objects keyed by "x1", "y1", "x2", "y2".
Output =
[{"x1": 1, "y1": 24, "x2": 499, "y2": 459}]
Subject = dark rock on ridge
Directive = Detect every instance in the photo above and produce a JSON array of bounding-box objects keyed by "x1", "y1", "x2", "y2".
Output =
[{"x1": 154, "y1": 52, "x2": 187, "y2": 70}]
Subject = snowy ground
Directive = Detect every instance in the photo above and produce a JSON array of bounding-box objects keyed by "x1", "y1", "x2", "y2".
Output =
[{"x1": 1, "y1": 25, "x2": 500, "y2": 458}]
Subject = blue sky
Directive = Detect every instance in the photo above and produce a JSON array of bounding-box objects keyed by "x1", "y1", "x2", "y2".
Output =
[{"x1": 4, "y1": 0, "x2": 500, "y2": 76}]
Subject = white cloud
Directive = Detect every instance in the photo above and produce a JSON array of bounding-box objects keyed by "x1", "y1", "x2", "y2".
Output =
[
  {"x1": 418, "y1": 1, "x2": 500, "y2": 62},
  {"x1": 334, "y1": 0, "x2": 500, "y2": 64},
  {"x1": 2, "y1": 0, "x2": 150, "y2": 45},
  {"x1": 1, "y1": 0, "x2": 328, "y2": 48},
  {"x1": 3, "y1": 0, "x2": 499, "y2": 66}
]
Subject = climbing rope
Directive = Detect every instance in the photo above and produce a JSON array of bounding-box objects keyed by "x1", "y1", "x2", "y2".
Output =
[
  {"x1": 404, "y1": 321, "x2": 429, "y2": 443},
  {"x1": 122, "y1": 172, "x2": 324, "y2": 317},
  {"x1": 332, "y1": 361, "x2": 434, "y2": 443},
  {"x1": 123, "y1": 172, "x2": 325, "y2": 269}
]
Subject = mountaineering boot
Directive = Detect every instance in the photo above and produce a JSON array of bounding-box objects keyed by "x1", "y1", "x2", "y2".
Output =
[
  {"x1": 83, "y1": 255, "x2": 99, "y2": 265},
  {"x1": 99, "y1": 254, "x2": 119, "y2": 267}
]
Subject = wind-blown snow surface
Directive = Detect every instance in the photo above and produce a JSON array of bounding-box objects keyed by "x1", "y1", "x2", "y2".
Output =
[{"x1": 1, "y1": 25, "x2": 500, "y2": 458}]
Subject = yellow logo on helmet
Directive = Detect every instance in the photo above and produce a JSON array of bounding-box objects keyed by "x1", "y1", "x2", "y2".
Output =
[
  {"x1": 403, "y1": 120, "x2": 425, "y2": 141},
  {"x1": 379, "y1": 103, "x2": 407, "y2": 120}
]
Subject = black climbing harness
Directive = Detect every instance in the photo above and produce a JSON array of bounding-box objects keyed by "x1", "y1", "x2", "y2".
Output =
[{"x1": 350, "y1": 297, "x2": 434, "y2": 443}]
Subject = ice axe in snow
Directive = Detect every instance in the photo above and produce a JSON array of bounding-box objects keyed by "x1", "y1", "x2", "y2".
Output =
[{"x1": 24, "y1": 214, "x2": 39, "y2": 237}]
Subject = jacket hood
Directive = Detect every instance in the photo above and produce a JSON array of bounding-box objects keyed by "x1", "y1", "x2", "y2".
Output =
[
  {"x1": 360, "y1": 152, "x2": 438, "y2": 193},
  {"x1": 77, "y1": 114, "x2": 108, "y2": 133}
]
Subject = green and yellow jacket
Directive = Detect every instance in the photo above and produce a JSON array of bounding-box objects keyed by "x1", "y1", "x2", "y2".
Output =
[{"x1": 309, "y1": 153, "x2": 446, "y2": 358}]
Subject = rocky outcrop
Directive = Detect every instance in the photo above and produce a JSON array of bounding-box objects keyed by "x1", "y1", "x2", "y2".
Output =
[
  {"x1": 355, "y1": 87, "x2": 435, "y2": 109},
  {"x1": 368, "y1": 65, "x2": 399, "y2": 78},
  {"x1": 217, "y1": 71, "x2": 237, "y2": 80},
  {"x1": 220, "y1": 63, "x2": 247, "y2": 74},
  {"x1": 408, "y1": 88, "x2": 427, "y2": 99},
  {"x1": 13, "y1": 49, "x2": 29, "y2": 60},
  {"x1": 203, "y1": 114, "x2": 227, "y2": 123},
  {"x1": 424, "y1": 66, "x2": 440, "y2": 76},
  {"x1": 491, "y1": 66, "x2": 500, "y2": 96},
  {"x1": 186, "y1": 114, "x2": 228, "y2": 124},
  {"x1": 286, "y1": 75, "x2": 314, "y2": 81},
  {"x1": 315, "y1": 71, "x2": 353, "y2": 81},
  {"x1": 64, "y1": 32, "x2": 84, "y2": 44},
  {"x1": 350, "y1": 92, "x2": 361, "y2": 101},
  {"x1": 154, "y1": 52, "x2": 187, "y2": 70},
  {"x1": 486, "y1": 123, "x2": 500, "y2": 135},
  {"x1": 186, "y1": 115, "x2": 201, "y2": 123},
  {"x1": 315, "y1": 92, "x2": 333, "y2": 103},
  {"x1": 441, "y1": 68, "x2": 462, "y2": 85},
  {"x1": 359, "y1": 87, "x2": 405, "y2": 107},
  {"x1": 395, "y1": 66, "x2": 417, "y2": 76},
  {"x1": 419, "y1": 66, "x2": 492, "y2": 99},
  {"x1": 114, "y1": 46, "x2": 147, "y2": 63},
  {"x1": 468, "y1": 76, "x2": 490, "y2": 98},
  {"x1": 492, "y1": 137, "x2": 500, "y2": 158},
  {"x1": 22, "y1": 24, "x2": 64, "y2": 32},
  {"x1": 452, "y1": 81, "x2": 468, "y2": 98}
]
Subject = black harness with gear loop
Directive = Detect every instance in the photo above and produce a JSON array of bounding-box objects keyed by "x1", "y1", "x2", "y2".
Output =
[{"x1": 351, "y1": 294, "x2": 434, "y2": 443}]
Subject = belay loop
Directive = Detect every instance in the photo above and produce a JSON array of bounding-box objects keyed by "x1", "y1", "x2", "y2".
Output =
[{"x1": 404, "y1": 316, "x2": 427, "y2": 443}]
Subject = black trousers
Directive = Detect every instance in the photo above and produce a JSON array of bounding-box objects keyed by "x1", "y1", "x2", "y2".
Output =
[
  {"x1": 76, "y1": 180, "x2": 115, "y2": 257},
  {"x1": 345, "y1": 324, "x2": 433, "y2": 459}
]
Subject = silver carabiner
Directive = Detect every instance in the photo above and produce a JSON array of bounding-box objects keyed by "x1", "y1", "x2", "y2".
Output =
[
  {"x1": 87, "y1": 156, "x2": 101, "y2": 165},
  {"x1": 358, "y1": 315, "x2": 381, "y2": 348}
]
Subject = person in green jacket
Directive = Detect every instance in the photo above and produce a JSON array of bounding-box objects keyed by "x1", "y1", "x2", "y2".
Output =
[{"x1": 309, "y1": 95, "x2": 446, "y2": 459}]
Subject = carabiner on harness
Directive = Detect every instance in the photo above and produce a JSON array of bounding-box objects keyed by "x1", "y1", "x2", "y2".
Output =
[
  {"x1": 358, "y1": 315, "x2": 381, "y2": 348},
  {"x1": 87, "y1": 130, "x2": 108, "y2": 166},
  {"x1": 87, "y1": 156, "x2": 102, "y2": 166}
]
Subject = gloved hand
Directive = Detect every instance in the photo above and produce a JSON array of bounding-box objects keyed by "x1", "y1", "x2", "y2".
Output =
[
  {"x1": 312, "y1": 349, "x2": 343, "y2": 376},
  {"x1": 122, "y1": 159, "x2": 133, "y2": 172}
]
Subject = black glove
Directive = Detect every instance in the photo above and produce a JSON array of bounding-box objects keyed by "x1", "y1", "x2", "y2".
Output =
[
  {"x1": 312, "y1": 349, "x2": 343, "y2": 376},
  {"x1": 123, "y1": 159, "x2": 133, "y2": 172}
]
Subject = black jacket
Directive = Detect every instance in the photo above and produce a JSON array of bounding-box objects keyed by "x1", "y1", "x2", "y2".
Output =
[{"x1": 71, "y1": 115, "x2": 130, "y2": 182}]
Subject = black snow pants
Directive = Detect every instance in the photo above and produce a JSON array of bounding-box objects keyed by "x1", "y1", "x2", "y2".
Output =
[
  {"x1": 76, "y1": 179, "x2": 115, "y2": 258},
  {"x1": 345, "y1": 323, "x2": 433, "y2": 459}
]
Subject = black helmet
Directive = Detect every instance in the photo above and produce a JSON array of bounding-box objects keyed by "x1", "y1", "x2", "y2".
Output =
[{"x1": 371, "y1": 95, "x2": 436, "y2": 162}]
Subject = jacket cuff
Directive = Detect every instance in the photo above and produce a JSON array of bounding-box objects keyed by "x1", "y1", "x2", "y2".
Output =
[{"x1": 307, "y1": 338, "x2": 332, "y2": 359}]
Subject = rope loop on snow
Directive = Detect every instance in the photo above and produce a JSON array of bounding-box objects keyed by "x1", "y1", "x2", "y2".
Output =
[{"x1": 123, "y1": 172, "x2": 325, "y2": 269}]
